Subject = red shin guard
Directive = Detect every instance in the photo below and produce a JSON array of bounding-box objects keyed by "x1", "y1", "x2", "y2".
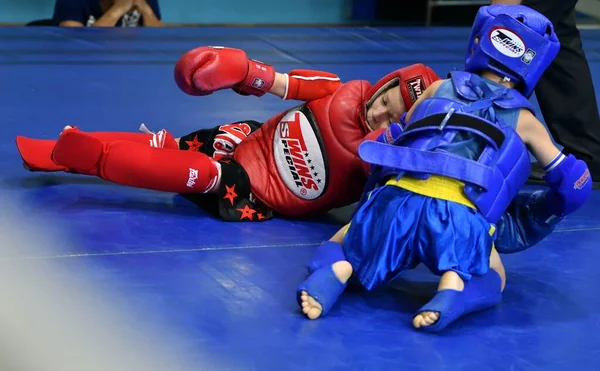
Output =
[
  {"x1": 51, "y1": 129, "x2": 221, "y2": 194},
  {"x1": 92, "y1": 124, "x2": 179, "y2": 149},
  {"x1": 16, "y1": 126, "x2": 178, "y2": 172},
  {"x1": 16, "y1": 137, "x2": 69, "y2": 172}
]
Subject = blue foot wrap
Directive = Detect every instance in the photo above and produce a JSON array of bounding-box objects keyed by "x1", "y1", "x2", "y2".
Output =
[
  {"x1": 297, "y1": 265, "x2": 347, "y2": 317},
  {"x1": 414, "y1": 270, "x2": 503, "y2": 333},
  {"x1": 307, "y1": 241, "x2": 346, "y2": 274}
]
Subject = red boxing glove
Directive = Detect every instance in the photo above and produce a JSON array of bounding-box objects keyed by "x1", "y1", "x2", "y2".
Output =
[
  {"x1": 397, "y1": 64, "x2": 441, "y2": 110},
  {"x1": 174, "y1": 46, "x2": 276, "y2": 97}
]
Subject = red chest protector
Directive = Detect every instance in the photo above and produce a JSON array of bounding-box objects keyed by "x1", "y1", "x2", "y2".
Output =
[{"x1": 234, "y1": 80, "x2": 371, "y2": 217}]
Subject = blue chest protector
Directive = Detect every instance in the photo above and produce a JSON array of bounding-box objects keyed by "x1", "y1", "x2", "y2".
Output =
[{"x1": 358, "y1": 72, "x2": 534, "y2": 224}]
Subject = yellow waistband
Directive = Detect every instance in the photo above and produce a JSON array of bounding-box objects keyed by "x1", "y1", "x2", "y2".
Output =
[{"x1": 386, "y1": 175, "x2": 477, "y2": 210}]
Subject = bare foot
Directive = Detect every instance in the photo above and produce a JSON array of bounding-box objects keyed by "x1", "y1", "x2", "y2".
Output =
[
  {"x1": 61, "y1": 125, "x2": 74, "y2": 134},
  {"x1": 413, "y1": 270, "x2": 464, "y2": 329},
  {"x1": 299, "y1": 291, "x2": 323, "y2": 320},
  {"x1": 413, "y1": 311, "x2": 439, "y2": 328},
  {"x1": 300, "y1": 260, "x2": 353, "y2": 320}
]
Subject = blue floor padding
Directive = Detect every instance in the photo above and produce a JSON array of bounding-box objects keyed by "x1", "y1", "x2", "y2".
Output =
[{"x1": 1, "y1": 26, "x2": 599, "y2": 370}]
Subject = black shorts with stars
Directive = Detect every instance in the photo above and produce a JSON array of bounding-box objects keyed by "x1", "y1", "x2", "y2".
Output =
[{"x1": 178, "y1": 120, "x2": 275, "y2": 222}]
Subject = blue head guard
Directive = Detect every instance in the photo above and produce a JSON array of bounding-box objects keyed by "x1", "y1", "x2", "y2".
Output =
[{"x1": 465, "y1": 4, "x2": 560, "y2": 97}]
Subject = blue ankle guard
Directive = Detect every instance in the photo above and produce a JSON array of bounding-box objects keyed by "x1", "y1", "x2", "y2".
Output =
[
  {"x1": 307, "y1": 241, "x2": 346, "y2": 273},
  {"x1": 297, "y1": 265, "x2": 347, "y2": 317},
  {"x1": 414, "y1": 270, "x2": 503, "y2": 333}
]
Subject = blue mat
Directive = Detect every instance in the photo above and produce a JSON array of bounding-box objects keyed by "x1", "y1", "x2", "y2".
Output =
[{"x1": 2, "y1": 26, "x2": 600, "y2": 370}]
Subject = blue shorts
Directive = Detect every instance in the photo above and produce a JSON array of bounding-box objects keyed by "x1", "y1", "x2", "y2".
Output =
[{"x1": 343, "y1": 185, "x2": 494, "y2": 290}]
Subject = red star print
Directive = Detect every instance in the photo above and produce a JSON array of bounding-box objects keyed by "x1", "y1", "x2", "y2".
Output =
[
  {"x1": 237, "y1": 205, "x2": 257, "y2": 220},
  {"x1": 223, "y1": 184, "x2": 238, "y2": 206},
  {"x1": 220, "y1": 159, "x2": 231, "y2": 164},
  {"x1": 257, "y1": 213, "x2": 265, "y2": 220},
  {"x1": 185, "y1": 135, "x2": 203, "y2": 151}
]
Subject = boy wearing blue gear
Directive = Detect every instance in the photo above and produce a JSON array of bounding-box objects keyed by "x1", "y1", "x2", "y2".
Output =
[{"x1": 295, "y1": 4, "x2": 592, "y2": 332}]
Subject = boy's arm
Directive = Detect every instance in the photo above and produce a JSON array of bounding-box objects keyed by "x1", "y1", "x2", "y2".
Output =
[
  {"x1": 174, "y1": 46, "x2": 342, "y2": 100},
  {"x1": 269, "y1": 70, "x2": 343, "y2": 101},
  {"x1": 516, "y1": 110, "x2": 592, "y2": 217},
  {"x1": 515, "y1": 109, "x2": 561, "y2": 166}
]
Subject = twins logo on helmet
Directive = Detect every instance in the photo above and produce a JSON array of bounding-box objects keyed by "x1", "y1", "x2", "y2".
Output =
[
  {"x1": 405, "y1": 76, "x2": 425, "y2": 103},
  {"x1": 489, "y1": 27, "x2": 525, "y2": 58},
  {"x1": 273, "y1": 107, "x2": 327, "y2": 200}
]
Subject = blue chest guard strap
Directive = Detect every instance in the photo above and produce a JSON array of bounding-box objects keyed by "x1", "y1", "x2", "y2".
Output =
[
  {"x1": 403, "y1": 112, "x2": 505, "y2": 150},
  {"x1": 359, "y1": 141, "x2": 494, "y2": 190},
  {"x1": 359, "y1": 110, "x2": 507, "y2": 190}
]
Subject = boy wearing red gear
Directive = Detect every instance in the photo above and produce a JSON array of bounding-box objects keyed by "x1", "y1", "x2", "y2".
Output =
[{"x1": 17, "y1": 46, "x2": 439, "y2": 222}]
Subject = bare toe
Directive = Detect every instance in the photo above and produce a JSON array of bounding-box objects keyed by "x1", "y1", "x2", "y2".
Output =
[
  {"x1": 425, "y1": 312, "x2": 439, "y2": 324},
  {"x1": 413, "y1": 311, "x2": 440, "y2": 329},
  {"x1": 300, "y1": 291, "x2": 323, "y2": 320}
]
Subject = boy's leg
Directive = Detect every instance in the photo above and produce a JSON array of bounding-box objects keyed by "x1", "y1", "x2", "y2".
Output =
[
  {"x1": 412, "y1": 203, "x2": 506, "y2": 333},
  {"x1": 413, "y1": 270, "x2": 465, "y2": 328},
  {"x1": 17, "y1": 125, "x2": 178, "y2": 172},
  {"x1": 297, "y1": 225, "x2": 352, "y2": 319},
  {"x1": 299, "y1": 185, "x2": 420, "y2": 319},
  {"x1": 307, "y1": 224, "x2": 349, "y2": 273},
  {"x1": 299, "y1": 259, "x2": 353, "y2": 319},
  {"x1": 176, "y1": 120, "x2": 263, "y2": 157},
  {"x1": 413, "y1": 248, "x2": 505, "y2": 332},
  {"x1": 50, "y1": 127, "x2": 222, "y2": 194}
]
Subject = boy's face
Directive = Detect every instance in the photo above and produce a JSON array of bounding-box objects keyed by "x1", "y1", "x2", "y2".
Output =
[{"x1": 365, "y1": 85, "x2": 406, "y2": 131}]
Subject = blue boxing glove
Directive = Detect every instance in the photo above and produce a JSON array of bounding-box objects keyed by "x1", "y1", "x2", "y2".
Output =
[
  {"x1": 398, "y1": 112, "x2": 409, "y2": 131},
  {"x1": 376, "y1": 120, "x2": 404, "y2": 144},
  {"x1": 495, "y1": 153, "x2": 592, "y2": 254},
  {"x1": 543, "y1": 153, "x2": 592, "y2": 217},
  {"x1": 360, "y1": 121, "x2": 404, "y2": 176},
  {"x1": 495, "y1": 190, "x2": 562, "y2": 254}
]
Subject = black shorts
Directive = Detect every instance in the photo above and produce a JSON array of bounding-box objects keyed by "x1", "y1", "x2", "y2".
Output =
[{"x1": 178, "y1": 120, "x2": 275, "y2": 222}]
